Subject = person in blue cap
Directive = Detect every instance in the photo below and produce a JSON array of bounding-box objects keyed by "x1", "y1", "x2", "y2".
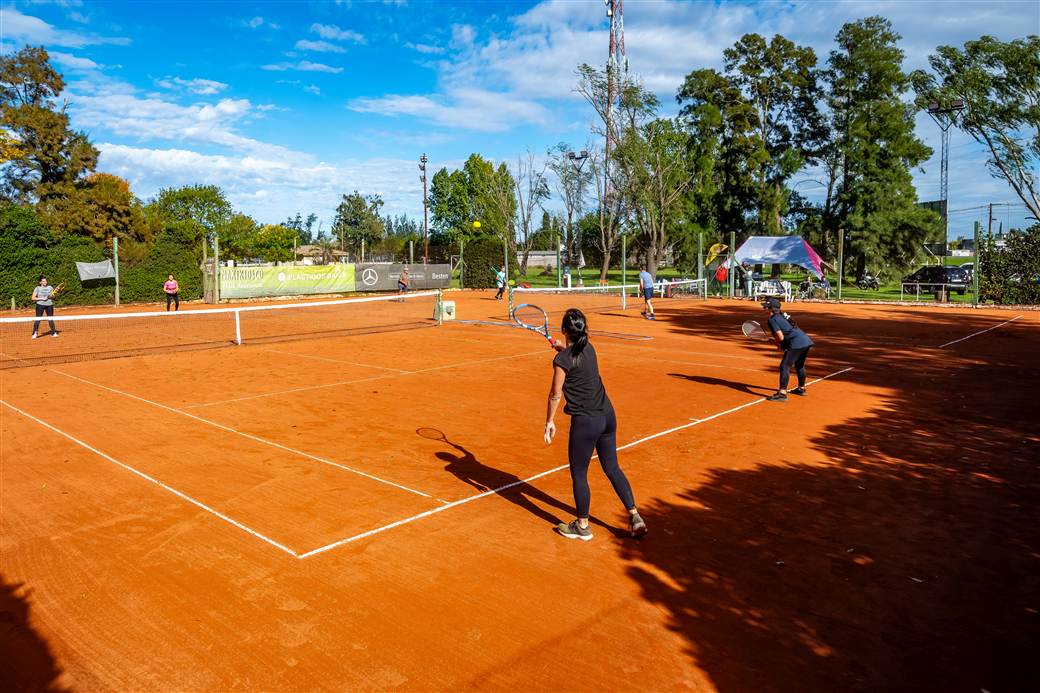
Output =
[{"x1": 762, "y1": 297, "x2": 813, "y2": 402}]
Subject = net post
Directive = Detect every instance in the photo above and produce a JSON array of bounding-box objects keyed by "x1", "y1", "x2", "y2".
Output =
[
  {"x1": 728, "y1": 231, "x2": 736, "y2": 298},
  {"x1": 436, "y1": 289, "x2": 443, "y2": 325},
  {"x1": 507, "y1": 285, "x2": 513, "y2": 321},
  {"x1": 234, "y1": 309, "x2": 242, "y2": 345}
]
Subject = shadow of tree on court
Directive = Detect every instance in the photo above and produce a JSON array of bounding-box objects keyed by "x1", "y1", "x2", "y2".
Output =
[
  {"x1": 669, "y1": 372, "x2": 774, "y2": 396},
  {"x1": 0, "y1": 575, "x2": 69, "y2": 693},
  {"x1": 619, "y1": 312, "x2": 1040, "y2": 691}
]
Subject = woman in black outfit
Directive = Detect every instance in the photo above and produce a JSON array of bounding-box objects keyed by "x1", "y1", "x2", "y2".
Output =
[{"x1": 544, "y1": 308, "x2": 647, "y2": 541}]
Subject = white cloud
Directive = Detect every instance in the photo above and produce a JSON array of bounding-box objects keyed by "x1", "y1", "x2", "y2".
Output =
[
  {"x1": 49, "y1": 51, "x2": 99, "y2": 70},
  {"x1": 294, "y1": 39, "x2": 347, "y2": 54},
  {"x1": 156, "y1": 76, "x2": 230, "y2": 95},
  {"x1": 1, "y1": 6, "x2": 129, "y2": 47},
  {"x1": 347, "y1": 87, "x2": 550, "y2": 132},
  {"x1": 305, "y1": 85, "x2": 321, "y2": 96},
  {"x1": 247, "y1": 16, "x2": 264, "y2": 29},
  {"x1": 97, "y1": 143, "x2": 428, "y2": 224},
  {"x1": 309, "y1": 23, "x2": 366, "y2": 44},
  {"x1": 450, "y1": 24, "x2": 475, "y2": 48},
  {"x1": 67, "y1": 11, "x2": 89, "y2": 24},
  {"x1": 261, "y1": 61, "x2": 344, "y2": 74},
  {"x1": 406, "y1": 42, "x2": 444, "y2": 55}
]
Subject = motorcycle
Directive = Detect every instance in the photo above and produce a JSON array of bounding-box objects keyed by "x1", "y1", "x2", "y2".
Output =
[{"x1": 856, "y1": 273, "x2": 880, "y2": 290}]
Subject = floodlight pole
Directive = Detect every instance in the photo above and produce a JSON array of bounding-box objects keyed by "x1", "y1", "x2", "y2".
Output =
[
  {"x1": 419, "y1": 153, "x2": 429, "y2": 265},
  {"x1": 927, "y1": 100, "x2": 966, "y2": 261},
  {"x1": 837, "y1": 228, "x2": 844, "y2": 301}
]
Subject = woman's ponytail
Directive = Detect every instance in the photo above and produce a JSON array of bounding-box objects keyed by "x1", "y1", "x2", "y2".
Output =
[{"x1": 561, "y1": 308, "x2": 589, "y2": 357}]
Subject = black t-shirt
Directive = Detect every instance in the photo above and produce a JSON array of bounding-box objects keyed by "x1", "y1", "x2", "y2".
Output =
[
  {"x1": 767, "y1": 313, "x2": 814, "y2": 349},
  {"x1": 552, "y1": 343, "x2": 613, "y2": 417}
]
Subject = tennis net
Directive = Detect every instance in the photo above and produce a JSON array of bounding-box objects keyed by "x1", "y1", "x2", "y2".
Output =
[
  {"x1": 509, "y1": 279, "x2": 706, "y2": 316},
  {"x1": 0, "y1": 290, "x2": 442, "y2": 369}
]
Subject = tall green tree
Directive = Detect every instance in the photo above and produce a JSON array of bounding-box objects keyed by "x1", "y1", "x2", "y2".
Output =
[
  {"x1": 677, "y1": 68, "x2": 761, "y2": 243},
  {"x1": 911, "y1": 35, "x2": 1040, "y2": 219},
  {"x1": 332, "y1": 191, "x2": 384, "y2": 255},
  {"x1": 145, "y1": 184, "x2": 233, "y2": 241},
  {"x1": 38, "y1": 172, "x2": 148, "y2": 242},
  {"x1": 722, "y1": 33, "x2": 825, "y2": 234},
  {"x1": 614, "y1": 118, "x2": 700, "y2": 274},
  {"x1": 0, "y1": 46, "x2": 99, "y2": 204},
  {"x1": 827, "y1": 16, "x2": 938, "y2": 279},
  {"x1": 428, "y1": 153, "x2": 515, "y2": 248}
]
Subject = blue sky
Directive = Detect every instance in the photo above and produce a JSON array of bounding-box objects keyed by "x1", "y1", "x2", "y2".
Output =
[{"x1": 1, "y1": 0, "x2": 1037, "y2": 238}]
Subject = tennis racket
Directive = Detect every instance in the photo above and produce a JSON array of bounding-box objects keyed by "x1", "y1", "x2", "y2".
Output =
[
  {"x1": 53, "y1": 282, "x2": 66, "y2": 295},
  {"x1": 512, "y1": 303, "x2": 558, "y2": 348},
  {"x1": 741, "y1": 320, "x2": 770, "y2": 341}
]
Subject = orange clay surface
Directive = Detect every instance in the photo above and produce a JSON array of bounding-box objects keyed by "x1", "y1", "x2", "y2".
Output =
[{"x1": 2, "y1": 291, "x2": 1038, "y2": 692}]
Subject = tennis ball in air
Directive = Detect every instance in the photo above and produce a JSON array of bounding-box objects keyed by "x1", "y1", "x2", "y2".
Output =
[{"x1": 472, "y1": 220, "x2": 481, "y2": 229}]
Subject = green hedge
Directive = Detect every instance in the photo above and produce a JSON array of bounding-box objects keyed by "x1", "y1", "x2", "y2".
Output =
[
  {"x1": 979, "y1": 224, "x2": 1040, "y2": 305},
  {"x1": 1, "y1": 204, "x2": 203, "y2": 308},
  {"x1": 462, "y1": 236, "x2": 508, "y2": 289}
]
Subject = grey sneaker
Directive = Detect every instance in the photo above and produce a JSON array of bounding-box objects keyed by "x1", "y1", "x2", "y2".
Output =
[
  {"x1": 790, "y1": 387, "x2": 806, "y2": 396},
  {"x1": 556, "y1": 520, "x2": 593, "y2": 541},
  {"x1": 766, "y1": 391, "x2": 787, "y2": 402},
  {"x1": 629, "y1": 512, "x2": 647, "y2": 538}
]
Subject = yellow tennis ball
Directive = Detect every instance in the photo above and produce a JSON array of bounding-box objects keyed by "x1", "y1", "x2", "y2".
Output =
[{"x1": 472, "y1": 220, "x2": 481, "y2": 229}]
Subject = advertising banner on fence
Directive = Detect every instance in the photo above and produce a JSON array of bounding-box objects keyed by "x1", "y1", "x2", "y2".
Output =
[
  {"x1": 220, "y1": 264, "x2": 356, "y2": 298},
  {"x1": 354, "y1": 264, "x2": 452, "y2": 291}
]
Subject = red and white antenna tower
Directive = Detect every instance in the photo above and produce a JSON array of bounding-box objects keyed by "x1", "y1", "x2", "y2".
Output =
[{"x1": 605, "y1": 0, "x2": 627, "y2": 180}]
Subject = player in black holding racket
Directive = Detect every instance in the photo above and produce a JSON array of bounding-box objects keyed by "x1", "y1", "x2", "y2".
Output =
[
  {"x1": 543, "y1": 308, "x2": 647, "y2": 541},
  {"x1": 762, "y1": 297, "x2": 813, "y2": 402}
]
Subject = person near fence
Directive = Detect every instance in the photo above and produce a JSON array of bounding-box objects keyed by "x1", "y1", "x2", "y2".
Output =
[
  {"x1": 762, "y1": 297, "x2": 813, "y2": 402},
  {"x1": 164, "y1": 274, "x2": 180, "y2": 311},
  {"x1": 495, "y1": 266, "x2": 507, "y2": 300},
  {"x1": 543, "y1": 308, "x2": 647, "y2": 541},
  {"x1": 638, "y1": 265, "x2": 655, "y2": 320},
  {"x1": 398, "y1": 267, "x2": 410, "y2": 295},
  {"x1": 30, "y1": 275, "x2": 60, "y2": 339}
]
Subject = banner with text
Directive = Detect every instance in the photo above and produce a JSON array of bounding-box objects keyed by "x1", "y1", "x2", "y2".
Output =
[
  {"x1": 354, "y1": 264, "x2": 452, "y2": 292},
  {"x1": 220, "y1": 264, "x2": 356, "y2": 298}
]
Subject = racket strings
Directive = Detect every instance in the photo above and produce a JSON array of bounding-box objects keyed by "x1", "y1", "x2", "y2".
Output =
[{"x1": 513, "y1": 305, "x2": 548, "y2": 330}]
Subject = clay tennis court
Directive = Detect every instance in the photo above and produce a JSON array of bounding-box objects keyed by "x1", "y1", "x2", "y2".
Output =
[{"x1": 2, "y1": 292, "x2": 1037, "y2": 692}]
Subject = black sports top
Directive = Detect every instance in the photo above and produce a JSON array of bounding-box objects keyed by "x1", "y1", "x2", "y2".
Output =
[{"x1": 552, "y1": 343, "x2": 613, "y2": 417}]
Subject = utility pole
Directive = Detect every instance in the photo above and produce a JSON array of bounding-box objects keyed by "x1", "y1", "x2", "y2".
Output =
[
  {"x1": 113, "y1": 236, "x2": 120, "y2": 306},
  {"x1": 419, "y1": 153, "x2": 429, "y2": 264}
]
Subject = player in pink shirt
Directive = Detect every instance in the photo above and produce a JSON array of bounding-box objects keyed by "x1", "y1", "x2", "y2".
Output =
[{"x1": 163, "y1": 274, "x2": 179, "y2": 311}]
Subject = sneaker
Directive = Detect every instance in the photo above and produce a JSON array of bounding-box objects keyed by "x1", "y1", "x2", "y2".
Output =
[
  {"x1": 791, "y1": 387, "x2": 807, "y2": 396},
  {"x1": 31, "y1": 333, "x2": 38, "y2": 339},
  {"x1": 556, "y1": 519, "x2": 593, "y2": 541},
  {"x1": 629, "y1": 512, "x2": 647, "y2": 538},
  {"x1": 766, "y1": 391, "x2": 787, "y2": 402},
  {"x1": 648, "y1": 315, "x2": 656, "y2": 321},
  {"x1": 51, "y1": 332, "x2": 59, "y2": 338}
]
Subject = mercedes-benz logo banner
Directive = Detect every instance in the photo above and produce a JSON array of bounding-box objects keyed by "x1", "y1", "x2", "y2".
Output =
[{"x1": 220, "y1": 263, "x2": 451, "y2": 298}]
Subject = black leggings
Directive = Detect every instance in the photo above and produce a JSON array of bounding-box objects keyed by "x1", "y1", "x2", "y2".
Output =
[
  {"x1": 32, "y1": 304, "x2": 55, "y2": 334},
  {"x1": 166, "y1": 292, "x2": 180, "y2": 311},
  {"x1": 780, "y1": 346, "x2": 811, "y2": 390},
  {"x1": 567, "y1": 410, "x2": 636, "y2": 518}
]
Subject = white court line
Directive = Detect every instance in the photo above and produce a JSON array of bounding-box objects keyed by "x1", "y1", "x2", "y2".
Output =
[
  {"x1": 0, "y1": 399, "x2": 299, "y2": 557},
  {"x1": 187, "y1": 348, "x2": 548, "y2": 409},
  {"x1": 936, "y1": 315, "x2": 1023, "y2": 348},
  {"x1": 297, "y1": 366, "x2": 857, "y2": 559},
  {"x1": 50, "y1": 369, "x2": 443, "y2": 502},
  {"x1": 256, "y1": 348, "x2": 410, "y2": 373}
]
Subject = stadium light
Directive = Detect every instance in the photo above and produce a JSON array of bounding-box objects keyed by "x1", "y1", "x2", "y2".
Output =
[{"x1": 926, "y1": 101, "x2": 967, "y2": 248}]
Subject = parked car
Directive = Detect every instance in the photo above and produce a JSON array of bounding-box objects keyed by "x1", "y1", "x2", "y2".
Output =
[
  {"x1": 960, "y1": 262, "x2": 974, "y2": 281},
  {"x1": 902, "y1": 266, "x2": 970, "y2": 294}
]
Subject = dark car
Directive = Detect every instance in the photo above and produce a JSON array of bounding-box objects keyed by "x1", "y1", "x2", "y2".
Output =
[{"x1": 902, "y1": 266, "x2": 970, "y2": 294}]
